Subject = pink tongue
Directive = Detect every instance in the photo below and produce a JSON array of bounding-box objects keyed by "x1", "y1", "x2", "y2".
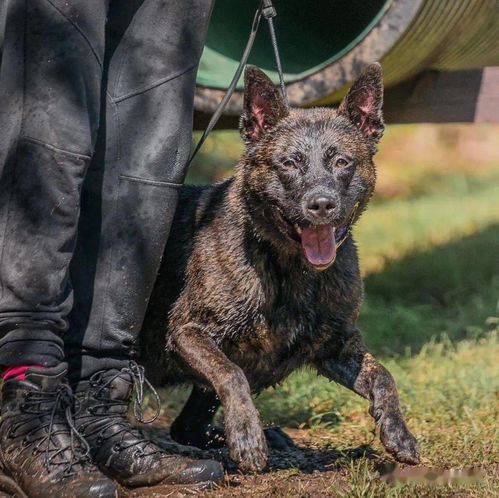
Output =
[{"x1": 300, "y1": 225, "x2": 336, "y2": 266}]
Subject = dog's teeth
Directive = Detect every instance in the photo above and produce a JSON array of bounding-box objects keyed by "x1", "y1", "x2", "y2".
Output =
[{"x1": 294, "y1": 224, "x2": 302, "y2": 234}]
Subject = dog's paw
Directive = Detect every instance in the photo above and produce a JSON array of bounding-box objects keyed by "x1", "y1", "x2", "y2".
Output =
[
  {"x1": 380, "y1": 416, "x2": 420, "y2": 465},
  {"x1": 225, "y1": 412, "x2": 268, "y2": 471},
  {"x1": 264, "y1": 427, "x2": 297, "y2": 451}
]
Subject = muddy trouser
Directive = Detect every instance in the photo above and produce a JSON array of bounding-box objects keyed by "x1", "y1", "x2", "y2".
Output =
[{"x1": 0, "y1": 0, "x2": 213, "y2": 381}]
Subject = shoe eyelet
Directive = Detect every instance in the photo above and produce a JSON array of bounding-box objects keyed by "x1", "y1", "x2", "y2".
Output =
[
  {"x1": 133, "y1": 449, "x2": 145, "y2": 459},
  {"x1": 113, "y1": 443, "x2": 121, "y2": 452}
]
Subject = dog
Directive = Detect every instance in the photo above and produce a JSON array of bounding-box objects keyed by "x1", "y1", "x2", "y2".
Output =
[{"x1": 140, "y1": 63, "x2": 420, "y2": 472}]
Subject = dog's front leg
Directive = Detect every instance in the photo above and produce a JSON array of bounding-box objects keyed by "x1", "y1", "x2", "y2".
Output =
[
  {"x1": 315, "y1": 328, "x2": 420, "y2": 464},
  {"x1": 171, "y1": 322, "x2": 267, "y2": 471}
]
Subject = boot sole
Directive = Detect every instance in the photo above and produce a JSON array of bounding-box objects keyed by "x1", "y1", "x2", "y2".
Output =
[{"x1": 0, "y1": 474, "x2": 28, "y2": 498}]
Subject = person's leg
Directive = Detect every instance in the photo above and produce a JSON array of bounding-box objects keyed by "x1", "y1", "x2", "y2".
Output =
[
  {"x1": 67, "y1": 0, "x2": 223, "y2": 488},
  {"x1": 0, "y1": 0, "x2": 107, "y2": 366},
  {"x1": 0, "y1": 1, "x2": 117, "y2": 496},
  {"x1": 67, "y1": 0, "x2": 214, "y2": 377}
]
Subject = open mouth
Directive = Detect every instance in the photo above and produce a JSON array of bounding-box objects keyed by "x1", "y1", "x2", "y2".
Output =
[
  {"x1": 298, "y1": 224, "x2": 338, "y2": 268},
  {"x1": 274, "y1": 206, "x2": 357, "y2": 270}
]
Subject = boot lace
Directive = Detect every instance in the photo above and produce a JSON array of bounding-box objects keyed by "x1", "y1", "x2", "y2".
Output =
[
  {"x1": 128, "y1": 361, "x2": 161, "y2": 424},
  {"x1": 83, "y1": 361, "x2": 162, "y2": 458},
  {"x1": 8, "y1": 383, "x2": 91, "y2": 476}
]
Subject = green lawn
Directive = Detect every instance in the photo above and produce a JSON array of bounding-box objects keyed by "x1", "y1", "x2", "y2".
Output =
[{"x1": 356, "y1": 175, "x2": 499, "y2": 354}]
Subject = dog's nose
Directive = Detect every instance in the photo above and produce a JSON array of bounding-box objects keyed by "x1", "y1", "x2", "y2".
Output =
[{"x1": 306, "y1": 195, "x2": 335, "y2": 218}]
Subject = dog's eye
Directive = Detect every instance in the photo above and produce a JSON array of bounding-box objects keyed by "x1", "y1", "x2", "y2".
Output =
[
  {"x1": 335, "y1": 158, "x2": 349, "y2": 168},
  {"x1": 282, "y1": 159, "x2": 296, "y2": 168}
]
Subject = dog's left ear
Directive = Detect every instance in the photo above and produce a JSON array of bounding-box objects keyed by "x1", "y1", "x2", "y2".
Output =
[
  {"x1": 240, "y1": 65, "x2": 289, "y2": 144},
  {"x1": 338, "y1": 62, "x2": 384, "y2": 142}
]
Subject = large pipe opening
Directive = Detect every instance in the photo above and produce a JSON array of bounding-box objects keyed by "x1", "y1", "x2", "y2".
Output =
[
  {"x1": 195, "y1": 0, "x2": 499, "y2": 123},
  {"x1": 197, "y1": 0, "x2": 389, "y2": 89}
]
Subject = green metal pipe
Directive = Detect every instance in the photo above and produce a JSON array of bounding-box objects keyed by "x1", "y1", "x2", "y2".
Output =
[{"x1": 195, "y1": 0, "x2": 499, "y2": 114}]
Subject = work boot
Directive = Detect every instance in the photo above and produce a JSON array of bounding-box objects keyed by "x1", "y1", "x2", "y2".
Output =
[
  {"x1": 0, "y1": 363, "x2": 117, "y2": 498},
  {"x1": 73, "y1": 362, "x2": 224, "y2": 488}
]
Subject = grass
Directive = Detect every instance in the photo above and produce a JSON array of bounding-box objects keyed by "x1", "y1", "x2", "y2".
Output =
[
  {"x1": 336, "y1": 459, "x2": 498, "y2": 498},
  {"x1": 255, "y1": 330, "x2": 499, "y2": 442},
  {"x1": 355, "y1": 171, "x2": 499, "y2": 355},
  {"x1": 359, "y1": 224, "x2": 499, "y2": 354},
  {"x1": 355, "y1": 172, "x2": 499, "y2": 274}
]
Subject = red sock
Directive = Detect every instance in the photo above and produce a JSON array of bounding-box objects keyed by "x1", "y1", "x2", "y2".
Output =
[{"x1": 1, "y1": 365, "x2": 43, "y2": 381}]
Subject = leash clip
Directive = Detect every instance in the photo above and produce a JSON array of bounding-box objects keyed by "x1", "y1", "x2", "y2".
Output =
[
  {"x1": 262, "y1": 0, "x2": 276, "y2": 19},
  {"x1": 188, "y1": 0, "x2": 287, "y2": 165}
]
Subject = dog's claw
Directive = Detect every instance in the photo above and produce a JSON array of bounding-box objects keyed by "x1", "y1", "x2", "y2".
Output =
[
  {"x1": 229, "y1": 428, "x2": 268, "y2": 472},
  {"x1": 380, "y1": 415, "x2": 420, "y2": 465},
  {"x1": 226, "y1": 410, "x2": 268, "y2": 471},
  {"x1": 231, "y1": 447, "x2": 267, "y2": 472}
]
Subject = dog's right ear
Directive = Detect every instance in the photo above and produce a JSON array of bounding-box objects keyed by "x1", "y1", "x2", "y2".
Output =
[
  {"x1": 338, "y1": 62, "x2": 384, "y2": 143},
  {"x1": 240, "y1": 65, "x2": 289, "y2": 144}
]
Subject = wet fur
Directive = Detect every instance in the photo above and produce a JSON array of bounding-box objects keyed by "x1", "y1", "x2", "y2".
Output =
[{"x1": 140, "y1": 64, "x2": 420, "y2": 471}]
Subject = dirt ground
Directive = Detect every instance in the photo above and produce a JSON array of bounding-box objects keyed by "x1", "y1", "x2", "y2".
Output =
[
  {"x1": 121, "y1": 426, "x2": 350, "y2": 497},
  {"x1": 120, "y1": 423, "x2": 408, "y2": 498},
  {"x1": 117, "y1": 420, "x2": 499, "y2": 498}
]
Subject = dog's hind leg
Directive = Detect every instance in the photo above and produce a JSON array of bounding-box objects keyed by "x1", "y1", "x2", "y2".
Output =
[
  {"x1": 170, "y1": 322, "x2": 267, "y2": 472},
  {"x1": 263, "y1": 427, "x2": 297, "y2": 450},
  {"x1": 170, "y1": 386, "x2": 225, "y2": 449},
  {"x1": 171, "y1": 386, "x2": 296, "y2": 451},
  {"x1": 315, "y1": 328, "x2": 420, "y2": 465}
]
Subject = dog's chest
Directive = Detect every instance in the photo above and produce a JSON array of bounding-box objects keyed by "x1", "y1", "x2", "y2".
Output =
[{"x1": 220, "y1": 265, "x2": 330, "y2": 388}]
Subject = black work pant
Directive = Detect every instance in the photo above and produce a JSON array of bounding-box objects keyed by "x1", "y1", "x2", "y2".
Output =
[{"x1": 0, "y1": 0, "x2": 213, "y2": 380}]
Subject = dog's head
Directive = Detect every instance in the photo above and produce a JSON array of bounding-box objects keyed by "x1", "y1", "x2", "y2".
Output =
[{"x1": 239, "y1": 64, "x2": 384, "y2": 270}]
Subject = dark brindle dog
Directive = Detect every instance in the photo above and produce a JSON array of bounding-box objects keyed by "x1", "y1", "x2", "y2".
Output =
[{"x1": 140, "y1": 63, "x2": 420, "y2": 471}]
